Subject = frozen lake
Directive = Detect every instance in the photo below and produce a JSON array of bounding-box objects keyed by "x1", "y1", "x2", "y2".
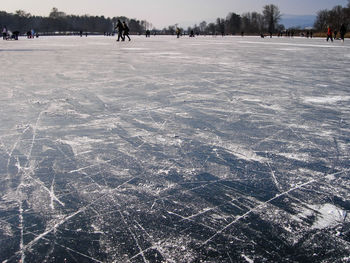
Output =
[{"x1": 0, "y1": 35, "x2": 350, "y2": 262}]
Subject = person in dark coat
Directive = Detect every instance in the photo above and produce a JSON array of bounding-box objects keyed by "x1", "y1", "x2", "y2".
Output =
[
  {"x1": 115, "y1": 20, "x2": 125, "y2": 41},
  {"x1": 2, "y1": 26, "x2": 8, "y2": 40},
  {"x1": 340, "y1": 24, "x2": 347, "y2": 42},
  {"x1": 123, "y1": 21, "x2": 131, "y2": 41}
]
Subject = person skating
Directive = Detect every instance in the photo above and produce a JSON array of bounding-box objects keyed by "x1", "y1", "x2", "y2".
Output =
[
  {"x1": 123, "y1": 21, "x2": 131, "y2": 41},
  {"x1": 340, "y1": 24, "x2": 347, "y2": 42},
  {"x1": 2, "y1": 26, "x2": 7, "y2": 40},
  {"x1": 115, "y1": 20, "x2": 125, "y2": 41},
  {"x1": 327, "y1": 26, "x2": 333, "y2": 42},
  {"x1": 176, "y1": 27, "x2": 181, "y2": 38}
]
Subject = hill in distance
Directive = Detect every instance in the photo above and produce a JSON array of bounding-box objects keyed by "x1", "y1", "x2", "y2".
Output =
[{"x1": 280, "y1": 14, "x2": 316, "y2": 29}]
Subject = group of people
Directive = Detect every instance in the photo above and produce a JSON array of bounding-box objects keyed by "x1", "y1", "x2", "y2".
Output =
[
  {"x1": 2, "y1": 22, "x2": 347, "y2": 43},
  {"x1": 2, "y1": 25, "x2": 39, "y2": 40},
  {"x1": 327, "y1": 24, "x2": 347, "y2": 42},
  {"x1": 115, "y1": 20, "x2": 131, "y2": 41},
  {"x1": 2, "y1": 25, "x2": 20, "y2": 40}
]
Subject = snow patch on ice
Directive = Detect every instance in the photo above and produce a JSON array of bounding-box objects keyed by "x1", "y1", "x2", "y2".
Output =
[
  {"x1": 0, "y1": 220, "x2": 13, "y2": 237},
  {"x1": 297, "y1": 203, "x2": 348, "y2": 229},
  {"x1": 46, "y1": 102, "x2": 90, "y2": 119},
  {"x1": 278, "y1": 152, "x2": 310, "y2": 161},
  {"x1": 58, "y1": 136, "x2": 104, "y2": 155},
  {"x1": 242, "y1": 254, "x2": 254, "y2": 263},
  {"x1": 303, "y1": 96, "x2": 350, "y2": 104},
  {"x1": 121, "y1": 47, "x2": 149, "y2": 50},
  {"x1": 310, "y1": 204, "x2": 347, "y2": 229}
]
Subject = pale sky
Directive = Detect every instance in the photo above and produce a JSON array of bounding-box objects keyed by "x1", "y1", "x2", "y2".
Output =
[{"x1": 0, "y1": 0, "x2": 348, "y2": 28}]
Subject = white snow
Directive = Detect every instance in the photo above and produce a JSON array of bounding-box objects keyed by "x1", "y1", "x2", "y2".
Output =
[
  {"x1": 303, "y1": 96, "x2": 350, "y2": 104},
  {"x1": 296, "y1": 203, "x2": 348, "y2": 229},
  {"x1": 242, "y1": 254, "x2": 254, "y2": 263}
]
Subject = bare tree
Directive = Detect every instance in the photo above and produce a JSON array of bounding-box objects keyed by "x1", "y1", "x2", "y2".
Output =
[
  {"x1": 216, "y1": 18, "x2": 225, "y2": 34},
  {"x1": 262, "y1": 4, "x2": 281, "y2": 33},
  {"x1": 199, "y1": 21, "x2": 207, "y2": 33},
  {"x1": 49, "y1": 7, "x2": 66, "y2": 19},
  {"x1": 329, "y1": 5, "x2": 346, "y2": 29},
  {"x1": 226, "y1": 12, "x2": 241, "y2": 34},
  {"x1": 314, "y1": 9, "x2": 329, "y2": 31}
]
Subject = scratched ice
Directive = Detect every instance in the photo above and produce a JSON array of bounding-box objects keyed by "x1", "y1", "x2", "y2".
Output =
[{"x1": 0, "y1": 36, "x2": 350, "y2": 262}]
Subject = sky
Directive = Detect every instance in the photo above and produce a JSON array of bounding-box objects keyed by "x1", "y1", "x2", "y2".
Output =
[{"x1": 1, "y1": 0, "x2": 348, "y2": 28}]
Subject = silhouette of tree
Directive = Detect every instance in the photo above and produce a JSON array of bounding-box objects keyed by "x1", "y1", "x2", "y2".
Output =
[
  {"x1": 314, "y1": 9, "x2": 329, "y2": 31},
  {"x1": 216, "y1": 18, "x2": 225, "y2": 34},
  {"x1": 199, "y1": 21, "x2": 207, "y2": 33},
  {"x1": 262, "y1": 4, "x2": 281, "y2": 33},
  {"x1": 207, "y1": 23, "x2": 216, "y2": 34},
  {"x1": 0, "y1": 8, "x2": 149, "y2": 34},
  {"x1": 314, "y1": 4, "x2": 349, "y2": 31},
  {"x1": 226, "y1": 12, "x2": 241, "y2": 34}
]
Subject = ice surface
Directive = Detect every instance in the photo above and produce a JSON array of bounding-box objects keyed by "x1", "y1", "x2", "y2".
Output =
[{"x1": 0, "y1": 35, "x2": 350, "y2": 262}]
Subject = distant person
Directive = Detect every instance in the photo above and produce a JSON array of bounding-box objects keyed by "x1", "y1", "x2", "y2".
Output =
[
  {"x1": 176, "y1": 27, "x2": 181, "y2": 38},
  {"x1": 241, "y1": 31, "x2": 244, "y2": 37},
  {"x1": 123, "y1": 21, "x2": 131, "y2": 41},
  {"x1": 327, "y1": 26, "x2": 333, "y2": 42},
  {"x1": 145, "y1": 29, "x2": 151, "y2": 37},
  {"x1": 115, "y1": 20, "x2": 125, "y2": 41},
  {"x1": 340, "y1": 24, "x2": 346, "y2": 42},
  {"x1": 334, "y1": 29, "x2": 338, "y2": 40},
  {"x1": 2, "y1": 26, "x2": 8, "y2": 40},
  {"x1": 80, "y1": 30, "x2": 83, "y2": 37},
  {"x1": 310, "y1": 30, "x2": 313, "y2": 38},
  {"x1": 189, "y1": 30, "x2": 194, "y2": 37},
  {"x1": 12, "y1": 31, "x2": 19, "y2": 40}
]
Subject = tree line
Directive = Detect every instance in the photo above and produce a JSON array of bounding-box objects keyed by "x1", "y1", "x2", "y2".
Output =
[
  {"x1": 1, "y1": 5, "x2": 283, "y2": 36},
  {"x1": 2, "y1": 3, "x2": 349, "y2": 36},
  {"x1": 314, "y1": 0, "x2": 350, "y2": 31},
  {"x1": 0, "y1": 8, "x2": 150, "y2": 34},
  {"x1": 174, "y1": 4, "x2": 283, "y2": 35}
]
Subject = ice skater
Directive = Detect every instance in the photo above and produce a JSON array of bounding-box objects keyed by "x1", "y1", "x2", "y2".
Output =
[
  {"x1": 2, "y1": 26, "x2": 7, "y2": 40},
  {"x1": 327, "y1": 26, "x2": 333, "y2": 42},
  {"x1": 340, "y1": 24, "x2": 347, "y2": 42},
  {"x1": 115, "y1": 20, "x2": 125, "y2": 41},
  {"x1": 123, "y1": 21, "x2": 131, "y2": 41},
  {"x1": 176, "y1": 27, "x2": 181, "y2": 38}
]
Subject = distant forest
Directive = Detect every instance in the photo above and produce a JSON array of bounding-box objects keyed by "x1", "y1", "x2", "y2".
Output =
[
  {"x1": 185, "y1": 2, "x2": 350, "y2": 36},
  {"x1": 0, "y1": 5, "x2": 284, "y2": 35},
  {"x1": 314, "y1": 0, "x2": 350, "y2": 31},
  {"x1": 1, "y1": 2, "x2": 349, "y2": 36},
  {"x1": 0, "y1": 8, "x2": 150, "y2": 34},
  {"x1": 183, "y1": 4, "x2": 283, "y2": 35}
]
